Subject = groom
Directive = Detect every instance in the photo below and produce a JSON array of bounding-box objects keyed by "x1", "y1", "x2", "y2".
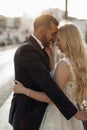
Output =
[{"x1": 9, "y1": 14, "x2": 77, "y2": 130}]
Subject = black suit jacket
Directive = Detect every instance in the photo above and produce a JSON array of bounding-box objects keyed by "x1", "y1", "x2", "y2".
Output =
[{"x1": 9, "y1": 35, "x2": 77, "y2": 130}]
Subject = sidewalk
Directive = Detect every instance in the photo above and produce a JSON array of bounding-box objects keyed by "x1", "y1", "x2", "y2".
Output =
[
  {"x1": 0, "y1": 44, "x2": 19, "y2": 130},
  {"x1": 0, "y1": 93, "x2": 13, "y2": 130}
]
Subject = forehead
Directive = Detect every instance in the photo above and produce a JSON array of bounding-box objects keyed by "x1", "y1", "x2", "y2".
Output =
[{"x1": 50, "y1": 22, "x2": 58, "y2": 31}]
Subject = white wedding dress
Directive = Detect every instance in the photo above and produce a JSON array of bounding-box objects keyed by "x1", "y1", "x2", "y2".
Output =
[{"x1": 39, "y1": 57, "x2": 84, "y2": 130}]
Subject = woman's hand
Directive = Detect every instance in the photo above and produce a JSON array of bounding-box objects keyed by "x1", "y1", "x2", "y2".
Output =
[
  {"x1": 13, "y1": 80, "x2": 27, "y2": 95},
  {"x1": 45, "y1": 43, "x2": 56, "y2": 70},
  {"x1": 45, "y1": 43, "x2": 55, "y2": 59}
]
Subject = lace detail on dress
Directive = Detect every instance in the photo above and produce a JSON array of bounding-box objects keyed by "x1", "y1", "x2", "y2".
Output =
[
  {"x1": 59, "y1": 57, "x2": 77, "y2": 105},
  {"x1": 39, "y1": 57, "x2": 84, "y2": 130}
]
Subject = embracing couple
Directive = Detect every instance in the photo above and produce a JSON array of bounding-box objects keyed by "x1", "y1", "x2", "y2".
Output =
[{"x1": 9, "y1": 14, "x2": 87, "y2": 130}]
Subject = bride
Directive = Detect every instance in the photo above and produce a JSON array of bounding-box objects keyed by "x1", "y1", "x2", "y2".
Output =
[{"x1": 13, "y1": 23, "x2": 87, "y2": 130}]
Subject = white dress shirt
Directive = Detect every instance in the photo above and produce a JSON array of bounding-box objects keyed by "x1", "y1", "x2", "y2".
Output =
[{"x1": 31, "y1": 34, "x2": 44, "y2": 49}]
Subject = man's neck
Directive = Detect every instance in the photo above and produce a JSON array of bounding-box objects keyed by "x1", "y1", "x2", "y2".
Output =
[{"x1": 32, "y1": 34, "x2": 44, "y2": 49}]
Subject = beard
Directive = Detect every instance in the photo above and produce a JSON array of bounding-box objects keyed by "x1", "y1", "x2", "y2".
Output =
[{"x1": 41, "y1": 33, "x2": 50, "y2": 48}]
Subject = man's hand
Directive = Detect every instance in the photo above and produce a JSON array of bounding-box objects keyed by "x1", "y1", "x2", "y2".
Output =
[{"x1": 75, "y1": 111, "x2": 87, "y2": 121}]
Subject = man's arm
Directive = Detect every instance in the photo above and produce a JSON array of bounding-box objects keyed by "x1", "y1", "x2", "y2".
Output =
[{"x1": 20, "y1": 50, "x2": 77, "y2": 120}]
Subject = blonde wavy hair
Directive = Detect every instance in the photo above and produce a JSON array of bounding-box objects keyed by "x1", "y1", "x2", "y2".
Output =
[{"x1": 58, "y1": 23, "x2": 87, "y2": 105}]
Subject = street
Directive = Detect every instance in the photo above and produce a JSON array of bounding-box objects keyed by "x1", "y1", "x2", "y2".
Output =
[
  {"x1": 0, "y1": 45, "x2": 19, "y2": 130},
  {"x1": 0, "y1": 45, "x2": 18, "y2": 107}
]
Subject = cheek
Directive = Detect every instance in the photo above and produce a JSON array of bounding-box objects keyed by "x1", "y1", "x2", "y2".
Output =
[
  {"x1": 60, "y1": 44, "x2": 63, "y2": 48},
  {"x1": 46, "y1": 33, "x2": 50, "y2": 41},
  {"x1": 59, "y1": 43, "x2": 62, "y2": 48}
]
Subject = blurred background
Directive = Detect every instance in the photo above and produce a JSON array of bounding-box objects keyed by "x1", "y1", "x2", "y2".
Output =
[
  {"x1": 0, "y1": 0, "x2": 87, "y2": 47},
  {"x1": 0, "y1": 0, "x2": 87, "y2": 130}
]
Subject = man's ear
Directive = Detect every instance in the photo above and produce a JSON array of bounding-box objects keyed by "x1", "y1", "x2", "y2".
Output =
[{"x1": 40, "y1": 26, "x2": 45, "y2": 35}]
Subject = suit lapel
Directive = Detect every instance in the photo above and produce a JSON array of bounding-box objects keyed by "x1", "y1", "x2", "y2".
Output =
[
  {"x1": 28, "y1": 35, "x2": 50, "y2": 71},
  {"x1": 41, "y1": 49, "x2": 50, "y2": 71}
]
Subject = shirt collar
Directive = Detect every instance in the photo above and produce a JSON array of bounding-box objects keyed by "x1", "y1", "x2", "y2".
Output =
[{"x1": 31, "y1": 34, "x2": 44, "y2": 49}]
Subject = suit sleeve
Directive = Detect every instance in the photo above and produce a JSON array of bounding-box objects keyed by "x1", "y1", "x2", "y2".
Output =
[{"x1": 20, "y1": 50, "x2": 77, "y2": 120}]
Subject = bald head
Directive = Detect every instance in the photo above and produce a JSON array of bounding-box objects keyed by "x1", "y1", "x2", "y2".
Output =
[{"x1": 34, "y1": 14, "x2": 59, "y2": 32}]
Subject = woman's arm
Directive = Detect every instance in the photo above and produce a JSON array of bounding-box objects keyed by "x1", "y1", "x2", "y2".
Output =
[
  {"x1": 14, "y1": 61, "x2": 70, "y2": 104},
  {"x1": 14, "y1": 81, "x2": 87, "y2": 121},
  {"x1": 54, "y1": 61, "x2": 70, "y2": 90},
  {"x1": 14, "y1": 80, "x2": 51, "y2": 103}
]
